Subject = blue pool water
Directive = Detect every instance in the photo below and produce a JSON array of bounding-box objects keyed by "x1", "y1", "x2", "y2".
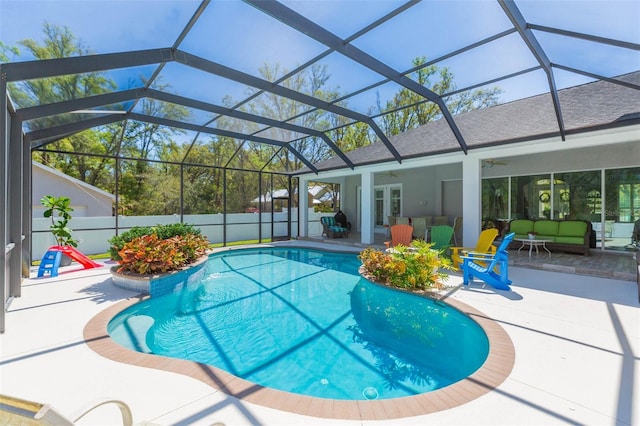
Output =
[{"x1": 108, "y1": 247, "x2": 489, "y2": 400}]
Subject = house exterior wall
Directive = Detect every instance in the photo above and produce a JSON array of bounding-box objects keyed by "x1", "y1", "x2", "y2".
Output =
[
  {"x1": 342, "y1": 163, "x2": 463, "y2": 231},
  {"x1": 482, "y1": 140, "x2": 640, "y2": 178},
  {"x1": 298, "y1": 125, "x2": 640, "y2": 246}
]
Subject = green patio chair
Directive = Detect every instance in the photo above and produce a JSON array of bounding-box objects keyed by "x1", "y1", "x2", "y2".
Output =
[{"x1": 429, "y1": 225, "x2": 454, "y2": 255}]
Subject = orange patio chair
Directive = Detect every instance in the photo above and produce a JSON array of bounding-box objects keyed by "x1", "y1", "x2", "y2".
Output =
[{"x1": 384, "y1": 224, "x2": 414, "y2": 248}]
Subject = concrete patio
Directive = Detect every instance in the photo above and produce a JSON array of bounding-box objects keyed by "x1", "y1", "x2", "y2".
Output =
[{"x1": 0, "y1": 240, "x2": 638, "y2": 425}]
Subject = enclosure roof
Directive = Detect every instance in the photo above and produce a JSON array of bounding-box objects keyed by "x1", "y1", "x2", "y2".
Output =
[
  {"x1": 2, "y1": 0, "x2": 639, "y2": 173},
  {"x1": 297, "y1": 71, "x2": 640, "y2": 173}
]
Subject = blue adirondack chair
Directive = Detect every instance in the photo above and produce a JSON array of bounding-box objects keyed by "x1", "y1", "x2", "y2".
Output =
[{"x1": 461, "y1": 232, "x2": 515, "y2": 291}]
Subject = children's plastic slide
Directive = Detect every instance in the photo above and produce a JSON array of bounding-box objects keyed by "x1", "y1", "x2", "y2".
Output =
[{"x1": 37, "y1": 245, "x2": 101, "y2": 278}]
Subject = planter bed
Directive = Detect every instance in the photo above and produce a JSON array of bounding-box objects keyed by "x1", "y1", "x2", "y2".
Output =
[{"x1": 111, "y1": 255, "x2": 209, "y2": 297}]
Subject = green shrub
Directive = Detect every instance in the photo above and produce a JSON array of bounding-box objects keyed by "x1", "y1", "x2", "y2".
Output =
[
  {"x1": 108, "y1": 223, "x2": 204, "y2": 261},
  {"x1": 153, "y1": 222, "x2": 201, "y2": 239}
]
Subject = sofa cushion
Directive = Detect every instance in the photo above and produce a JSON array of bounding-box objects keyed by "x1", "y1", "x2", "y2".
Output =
[
  {"x1": 534, "y1": 220, "x2": 559, "y2": 236},
  {"x1": 510, "y1": 220, "x2": 534, "y2": 235},
  {"x1": 555, "y1": 236, "x2": 585, "y2": 245},
  {"x1": 558, "y1": 220, "x2": 588, "y2": 237}
]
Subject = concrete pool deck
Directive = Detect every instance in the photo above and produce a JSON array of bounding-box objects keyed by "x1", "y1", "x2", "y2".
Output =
[{"x1": 1, "y1": 240, "x2": 638, "y2": 425}]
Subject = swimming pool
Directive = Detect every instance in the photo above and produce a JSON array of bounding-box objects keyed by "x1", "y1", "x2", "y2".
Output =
[{"x1": 108, "y1": 247, "x2": 489, "y2": 401}]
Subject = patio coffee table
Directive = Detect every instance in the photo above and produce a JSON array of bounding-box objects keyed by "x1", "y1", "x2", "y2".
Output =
[{"x1": 515, "y1": 238, "x2": 552, "y2": 258}]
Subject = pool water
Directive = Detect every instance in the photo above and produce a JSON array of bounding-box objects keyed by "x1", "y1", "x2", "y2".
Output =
[{"x1": 108, "y1": 247, "x2": 489, "y2": 400}]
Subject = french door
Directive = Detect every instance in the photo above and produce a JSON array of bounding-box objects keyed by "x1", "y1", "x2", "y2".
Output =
[{"x1": 358, "y1": 185, "x2": 402, "y2": 232}]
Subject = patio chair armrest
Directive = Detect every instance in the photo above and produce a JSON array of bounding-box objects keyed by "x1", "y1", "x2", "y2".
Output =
[
  {"x1": 450, "y1": 246, "x2": 472, "y2": 254},
  {"x1": 460, "y1": 251, "x2": 495, "y2": 260}
]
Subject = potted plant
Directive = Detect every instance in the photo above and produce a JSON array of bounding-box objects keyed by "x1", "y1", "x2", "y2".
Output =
[
  {"x1": 41, "y1": 195, "x2": 78, "y2": 247},
  {"x1": 41, "y1": 195, "x2": 78, "y2": 266},
  {"x1": 527, "y1": 231, "x2": 537, "y2": 240}
]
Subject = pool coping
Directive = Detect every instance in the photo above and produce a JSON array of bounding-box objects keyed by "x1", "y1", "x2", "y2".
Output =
[{"x1": 84, "y1": 293, "x2": 515, "y2": 421}]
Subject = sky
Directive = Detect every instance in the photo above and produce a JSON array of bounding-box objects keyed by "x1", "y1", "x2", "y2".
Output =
[{"x1": 1, "y1": 0, "x2": 639, "y2": 117}]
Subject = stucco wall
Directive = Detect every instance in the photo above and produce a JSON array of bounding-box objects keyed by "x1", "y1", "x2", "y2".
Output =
[
  {"x1": 342, "y1": 163, "x2": 462, "y2": 231},
  {"x1": 481, "y1": 141, "x2": 640, "y2": 178}
]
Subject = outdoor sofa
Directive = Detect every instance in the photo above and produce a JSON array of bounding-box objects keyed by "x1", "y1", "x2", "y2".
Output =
[{"x1": 506, "y1": 219, "x2": 592, "y2": 255}]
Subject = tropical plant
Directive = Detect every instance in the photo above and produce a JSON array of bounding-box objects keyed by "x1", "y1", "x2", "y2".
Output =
[
  {"x1": 116, "y1": 232, "x2": 209, "y2": 275},
  {"x1": 359, "y1": 240, "x2": 452, "y2": 290},
  {"x1": 40, "y1": 195, "x2": 78, "y2": 247},
  {"x1": 108, "y1": 223, "x2": 203, "y2": 261}
]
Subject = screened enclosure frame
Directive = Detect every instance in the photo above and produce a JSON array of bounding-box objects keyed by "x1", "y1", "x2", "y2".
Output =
[
  {"x1": 2, "y1": 0, "x2": 639, "y2": 332},
  {"x1": 3, "y1": 0, "x2": 638, "y2": 166}
]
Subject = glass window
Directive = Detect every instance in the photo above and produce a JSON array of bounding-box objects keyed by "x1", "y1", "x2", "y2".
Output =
[
  {"x1": 482, "y1": 177, "x2": 509, "y2": 222},
  {"x1": 554, "y1": 171, "x2": 601, "y2": 221},
  {"x1": 510, "y1": 174, "x2": 550, "y2": 220},
  {"x1": 605, "y1": 167, "x2": 640, "y2": 223}
]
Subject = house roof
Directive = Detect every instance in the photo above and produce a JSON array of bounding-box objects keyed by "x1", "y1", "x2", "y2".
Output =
[{"x1": 295, "y1": 71, "x2": 640, "y2": 174}]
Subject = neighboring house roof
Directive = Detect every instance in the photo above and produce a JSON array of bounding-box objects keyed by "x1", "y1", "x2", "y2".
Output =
[
  {"x1": 252, "y1": 185, "x2": 337, "y2": 204},
  {"x1": 252, "y1": 189, "x2": 290, "y2": 202},
  {"x1": 296, "y1": 72, "x2": 640, "y2": 174},
  {"x1": 32, "y1": 161, "x2": 116, "y2": 201}
]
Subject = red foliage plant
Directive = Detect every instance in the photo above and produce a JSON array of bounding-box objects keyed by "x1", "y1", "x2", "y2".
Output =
[{"x1": 117, "y1": 233, "x2": 209, "y2": 275}]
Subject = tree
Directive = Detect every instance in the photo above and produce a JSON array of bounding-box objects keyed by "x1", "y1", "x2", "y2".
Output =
[
  {"x1": 226, "y1": 63, "x2": 344, "y2": 172},
  {"x1": 117, "y1": 78, "x2": 191, "y2": 214},
  {"x1": 13, "y1": 23, "x2": 121, "y2": 192},
  {"x1": 12, "y1": 23, "x2": 116, "y2": 116},
  {"x1": 376, "y1": 57, "x2": 502, "y2": 136},
  {"x1": 331, "y1": 121, "x2": 375, "y2": 153},
  {"x1": 0, "y1": 41, "x2": 19, "y2": 63}
]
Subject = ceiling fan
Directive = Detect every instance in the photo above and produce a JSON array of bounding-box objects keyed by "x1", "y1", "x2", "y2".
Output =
[
  {"x1": 384, "y1": 170, "x2": 402, "y2": 177},
  {"x1": 482, "y1": 159, "x2": 508, "y2": 168}
]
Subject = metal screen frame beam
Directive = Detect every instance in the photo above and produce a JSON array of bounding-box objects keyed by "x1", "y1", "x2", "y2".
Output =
[
  {"x1": 17, "y1": 86, "x2": 353, "y2": 169},
  {"x1": 244, "y1": 0, "x2": 469, "y2": 154},
  {"x1": 528, "y1": 24, "x2": 640, "y2": 51},
  {"x1": 8, "y1": 116, "x2": 23, "y2": 300},
  {"x1": 17, "y1": 89, "x2": 143, "y2": 121},
  {"x1": 146, "y1": 89, "x2": 354, "y2": 169},
  {"x1": 128, "y1": 113, "x2": 319, "y2": 173},
  {"x1": 1, "y1": 84, "x2": 7, "y2": 333},
  {"x1": 25, "y1": 114, "x2": 125, "y2": 148},
  {"x1": 551, "y1": 65, "x2": 640, "y2": 91},
  {"x1": 174, "y1": 50, "x2": 403, "y2": 163},
  {"x1": 499, "y1": 0, "x2": 566, "y2": 140},
  {"x1": 1, "y1": 48, "x2": 175, "y2": 82}
]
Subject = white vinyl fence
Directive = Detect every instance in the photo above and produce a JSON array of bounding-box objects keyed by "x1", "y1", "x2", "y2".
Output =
[{"x1": 32, "y1": 208, "x2": 327, "y2": 260}]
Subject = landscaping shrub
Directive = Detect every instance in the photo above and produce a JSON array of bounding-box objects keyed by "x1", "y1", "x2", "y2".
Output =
[
  {"x1": 108, "y1": 223, "x2": 204, "y2": 261},
  {"x1": 116, "y1": 233, "x2": 209, "y2": 275},
  {"x1": 108, "y1": 226, "x2": 153, "y2": 260},
  {"x1": 359, "y1": 240, "x2": 452, "y2": 291}
]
